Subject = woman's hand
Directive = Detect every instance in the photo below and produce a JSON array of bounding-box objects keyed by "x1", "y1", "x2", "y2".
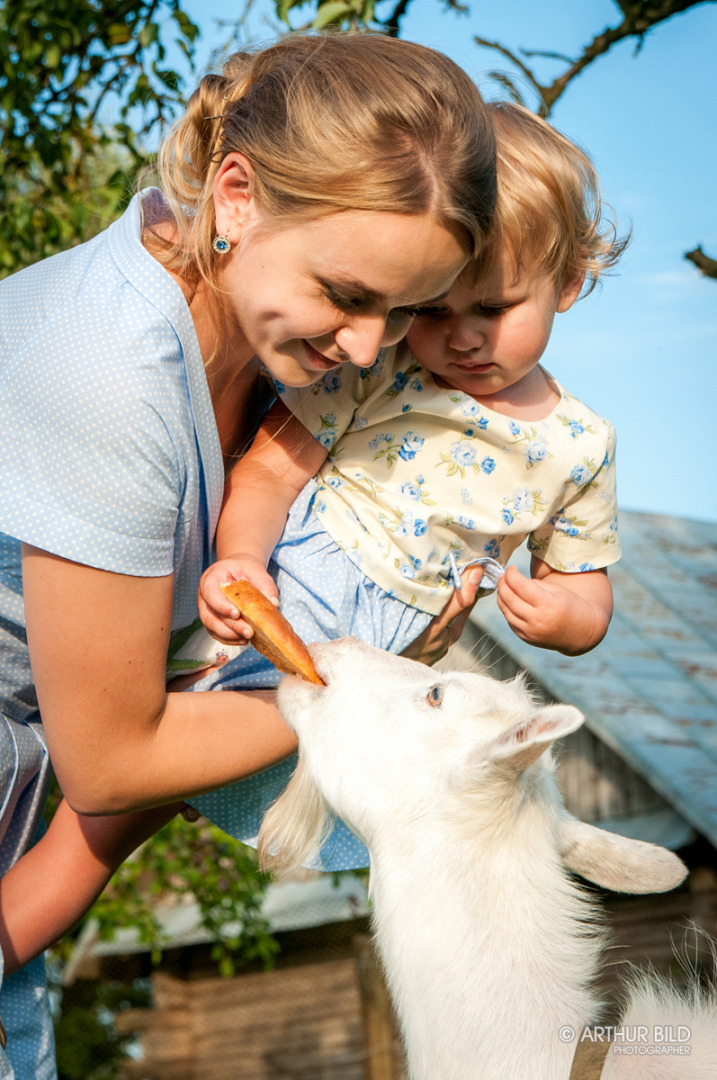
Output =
[
  {"x1": 401, "y1": 568, "x2": 484, "y2": 666},
  {"x1": 198, "y1": 554, "x2": 279, "y2": 645}
]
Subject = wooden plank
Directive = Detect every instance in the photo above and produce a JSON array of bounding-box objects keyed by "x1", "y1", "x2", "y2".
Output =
[
  {"x1": 121, "y1": 956, "x2": 367, "y2": 1080},
  {"x1": 353, "y1": 935, "x2": 404, "y2": 1080}
]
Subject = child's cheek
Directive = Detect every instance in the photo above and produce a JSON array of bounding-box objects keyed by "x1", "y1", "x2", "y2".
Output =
[{"x1": 405, "y1": 322, "x2": 433, "y2": 364}]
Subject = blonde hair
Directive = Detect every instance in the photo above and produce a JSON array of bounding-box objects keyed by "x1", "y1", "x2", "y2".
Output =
[
  {"x1": 475, "y1": 102, "x2": 629, "y2": 295},
  {"x1": 147, "y1": 33, "x2": 496, "y2": 294}
]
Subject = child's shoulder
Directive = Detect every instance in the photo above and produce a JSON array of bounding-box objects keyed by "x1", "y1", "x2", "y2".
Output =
[{"x1": 549, "y1": 378, "x2": 614, "y2": 435}]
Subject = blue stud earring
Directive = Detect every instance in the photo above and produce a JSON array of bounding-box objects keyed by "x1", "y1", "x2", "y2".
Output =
[{"x1": 212, "y1": 235, "x2": 231, "y2": 254}]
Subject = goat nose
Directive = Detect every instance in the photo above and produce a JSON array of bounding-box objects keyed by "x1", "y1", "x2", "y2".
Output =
[
  {"x1": 307, "y1": 640, "x2": 338, "y2": 683},
  {"x1": 309, "y1": 637, "x2": 361, "y2": 681}
]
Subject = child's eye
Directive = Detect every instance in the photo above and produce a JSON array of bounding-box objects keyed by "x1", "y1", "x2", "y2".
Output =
[
  {"x1": 426, "y1": 685, "x2": 444, "y2": 708},
  {"x1": 477, "y1": 304, "x2": 511, "y2": 319}
]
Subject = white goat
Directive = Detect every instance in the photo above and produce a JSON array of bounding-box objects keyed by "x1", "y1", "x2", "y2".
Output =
[{"x1": 259, "y1": 638, "x2": 717, "y2": 1080}]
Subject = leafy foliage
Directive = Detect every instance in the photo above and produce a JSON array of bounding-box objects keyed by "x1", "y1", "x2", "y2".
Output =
[
  {"x1": 44, "y1": 787, "x2": 279, "y2": 978},
  {"x1": 0, "y1": 0, "x2": 199, "y2": 274},
  {"x1": 87, "y1": 813, "x2": 280, "y2": 976},
  {"x1": 275, "y1": 0, "x2": 403, "y2": 34},
  {"x1": 52, "y1": 975, "x2": 152, "y2": 1080}
]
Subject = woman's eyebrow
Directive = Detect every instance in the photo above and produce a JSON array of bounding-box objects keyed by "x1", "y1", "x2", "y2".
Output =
[
  {"x1": 317, "y1": 274, "x2": 383, "y2": 300},
  {"x1": 318, "y1": 274, "x2": 451, "y2": 307}
]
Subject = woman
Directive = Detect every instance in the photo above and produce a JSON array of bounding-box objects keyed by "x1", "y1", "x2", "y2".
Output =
[{"x1": 0, "y1": 33, "x2": 495, "y2": 1078}]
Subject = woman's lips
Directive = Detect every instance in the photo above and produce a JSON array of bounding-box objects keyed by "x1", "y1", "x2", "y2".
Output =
[{"x1": 303, "y1": 341, "x2": 341, "y2": 370}]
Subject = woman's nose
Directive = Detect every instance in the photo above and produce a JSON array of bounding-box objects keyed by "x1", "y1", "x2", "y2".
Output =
[{"x1": 336, "y1": 316, "x2": 392, "y2": 368}]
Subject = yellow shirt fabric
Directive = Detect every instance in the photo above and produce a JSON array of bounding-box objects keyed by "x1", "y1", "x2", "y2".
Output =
[{"x1": 279, "y1": 347, "x2": 620, "y2": 616}]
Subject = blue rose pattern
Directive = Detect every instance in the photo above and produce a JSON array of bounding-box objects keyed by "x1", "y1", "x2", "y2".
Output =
[{"x1": 287, "y1": 374, "x2": 617, "y2": 596}]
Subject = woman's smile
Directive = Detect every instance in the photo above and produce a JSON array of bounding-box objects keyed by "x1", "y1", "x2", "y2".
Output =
[{"x1": 302, "y1": 340, "x2": 343, "y2": 370}]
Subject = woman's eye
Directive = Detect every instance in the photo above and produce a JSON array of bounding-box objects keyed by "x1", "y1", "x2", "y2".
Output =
[
  {"x1": 387, "y1": 307, "x2": 413, "y2": 321},
  {"x1": 406, "y1": 305, "x2": 448, "y2": 320},
  {"x1": 427, "y1": 685, "x2": 444, "y2": 708},
  {"x1": 324, "y1": 289, "x2": 367, "y2": 313}
]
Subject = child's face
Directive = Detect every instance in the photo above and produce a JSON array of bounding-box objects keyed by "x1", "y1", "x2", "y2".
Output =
[{"x1": 405, "y1": 250, "x2": 581, "y2": 402}]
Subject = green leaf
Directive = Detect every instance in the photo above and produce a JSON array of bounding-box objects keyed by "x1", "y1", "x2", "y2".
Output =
[
  {"x1": 276, "y1": 0, "x2": 306, "y2": 25},
  {"x1": 312, "y1": 0, "x2": 354, "y2": 28},
  {"x1": 172, "y1": 9, "x2": 200, "y2": 42},
  {"x1": 43, "y1": 43, "x2": 62, "y2": 69},
  {"x1": 360, "y1": 0, "x2": 375, "y2": 24},
  {"x1": 138, "y1": 21, "x2": 159, "y2": 49},
  {"x1": 107, "y1": 22, "x2": 132, "y2": 46}
]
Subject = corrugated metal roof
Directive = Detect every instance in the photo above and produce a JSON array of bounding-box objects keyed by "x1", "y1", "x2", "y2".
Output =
[{"x1": 470, "y1": 510, "x2": 717, "y2": 848}]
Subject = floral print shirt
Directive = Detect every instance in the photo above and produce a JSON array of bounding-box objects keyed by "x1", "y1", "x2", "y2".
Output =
[{"x1": 279, "y1": 346, "x2": 620, "y2": 615}]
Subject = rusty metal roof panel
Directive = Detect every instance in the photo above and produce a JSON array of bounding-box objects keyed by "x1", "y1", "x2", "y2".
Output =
[{"x1": 469, "y1": 510, "x2": 717, "y2": 847}]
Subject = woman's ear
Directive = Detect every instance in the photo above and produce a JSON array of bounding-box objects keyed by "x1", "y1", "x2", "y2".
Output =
[
  {"x1": 213, "y1": 153, "x2": 259, "y2": 240},
  {"x1": 556, "y1": 271, "x2": 585, "y2": 313}
]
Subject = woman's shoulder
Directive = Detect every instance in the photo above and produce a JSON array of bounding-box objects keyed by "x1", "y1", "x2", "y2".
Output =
[
  {"x1": 3, "y1": 230, "x2": 191, "y2": 399},
  {"x1": 2, "y1": 193, "x2": 187, "y2": 350}
]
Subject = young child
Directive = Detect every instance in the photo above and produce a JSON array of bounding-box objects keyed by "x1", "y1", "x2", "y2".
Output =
[{"x1": 0, "y1": 103, "x2": 627, "y2": 974}]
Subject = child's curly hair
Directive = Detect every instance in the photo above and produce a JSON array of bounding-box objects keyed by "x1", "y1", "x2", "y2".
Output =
[{"x1": 474, "y1": 102, "x2": 629, "y2": 296}]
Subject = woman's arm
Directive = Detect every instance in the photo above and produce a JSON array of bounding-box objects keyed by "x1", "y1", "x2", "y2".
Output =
[
  {"x1": 496, "y1": 556, "x2": 613, "y2": 655},
  {"x1": 23, "y1": 545, "x2": 298, "y2": 815},
  {"x1": 198, "y1": 401, "x2": 329, "y2": 643},
  {"x1": 0, "y1": 800, "x2": 182, "y2": 975}
]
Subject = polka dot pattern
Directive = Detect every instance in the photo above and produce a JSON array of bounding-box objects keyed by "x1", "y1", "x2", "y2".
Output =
[{"x1": 0, "y1": 192, "x2": 224, "y2": 1077}]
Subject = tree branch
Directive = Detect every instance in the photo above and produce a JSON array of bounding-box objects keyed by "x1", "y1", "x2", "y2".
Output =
[
  {"x1": 384, "y1": 0, "x2": 414, "y2": 37},
  {"x1": 477, "y1": 0, "x2": 716, "y2": 117},
  {"x1": 474, "y1": 36, "x2": 543, "y2": 105},
  {"x1": 685, "y1": 246, "x2": 717, "y2": 279}
]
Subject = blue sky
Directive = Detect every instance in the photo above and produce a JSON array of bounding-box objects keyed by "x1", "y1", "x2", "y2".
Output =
[{"x1": 180, "y1": 0, "x2": 717, "y2": 523}]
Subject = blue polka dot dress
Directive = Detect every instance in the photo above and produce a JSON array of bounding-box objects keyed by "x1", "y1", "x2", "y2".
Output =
[{"x1": 0, "y1": 192, "x2": 225, "y2": 1079}]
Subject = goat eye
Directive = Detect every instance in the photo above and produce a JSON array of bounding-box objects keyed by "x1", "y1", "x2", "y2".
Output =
[{"x1": 427, "y1": 685, "x2": 444, "y2": 708}]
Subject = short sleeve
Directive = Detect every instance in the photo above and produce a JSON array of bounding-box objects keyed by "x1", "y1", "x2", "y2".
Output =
[
  {"x1": 0, "y1": 296, "x2": 185, "y2": 578},
  {"x1": 527, "y1": 422, "x2": 621, "y2": 572},
  {"x1": 277, "y1": 353, "x2": 389, "y2": 451}
]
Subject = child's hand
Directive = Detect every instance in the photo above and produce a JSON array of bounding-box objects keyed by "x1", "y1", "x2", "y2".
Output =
[
  {"x1": 496, "y1": 564, "x2": 609, "y2": 655},
  {"x1": 198, "y1": 555, "x2": 279, "y2": 645},
  {"x1": 402, "y1": 567, "x2": 484, "y2": 666}
]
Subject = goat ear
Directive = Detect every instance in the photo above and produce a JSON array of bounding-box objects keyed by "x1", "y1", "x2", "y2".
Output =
[
  {"x1": 482, "y1": 704, "x2": 584, "y2": 774},
  {"x1": 559, "y1": 818, "x2": 688, "y2": 894}
]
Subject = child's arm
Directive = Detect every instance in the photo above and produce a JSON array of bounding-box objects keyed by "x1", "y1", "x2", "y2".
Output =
[
  {"x1": 0, "y1": 800, "x2": 183, "y2": 975},
  {"x1": 496, "y1": 556, "x2": 613, "y2": 656},
  {"x1": 199, "y1": 401, "x2": 329, "y2": 645}
]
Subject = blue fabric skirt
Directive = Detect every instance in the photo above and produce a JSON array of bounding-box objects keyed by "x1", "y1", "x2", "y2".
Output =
[
  {"x1": 0, "y1": 715, "x2": 56, "y2": 1080},
  {"x1": 189, "y1": 480, "x2": 432, "y2": 870}
]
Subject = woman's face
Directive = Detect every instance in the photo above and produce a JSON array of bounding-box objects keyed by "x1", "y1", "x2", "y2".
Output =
[{"x1": 218, "y1": 205, "x2": 468, "y2": 388}]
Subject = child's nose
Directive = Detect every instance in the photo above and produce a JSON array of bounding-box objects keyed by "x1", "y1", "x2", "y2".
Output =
[{"x1": 448, "y1": 320, "x2": 484, "y2": 352}]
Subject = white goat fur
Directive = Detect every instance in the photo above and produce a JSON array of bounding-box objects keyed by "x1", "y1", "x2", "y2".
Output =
[{"x1": 259, "y1": 639, "x2": 716, "y2": 1080}]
